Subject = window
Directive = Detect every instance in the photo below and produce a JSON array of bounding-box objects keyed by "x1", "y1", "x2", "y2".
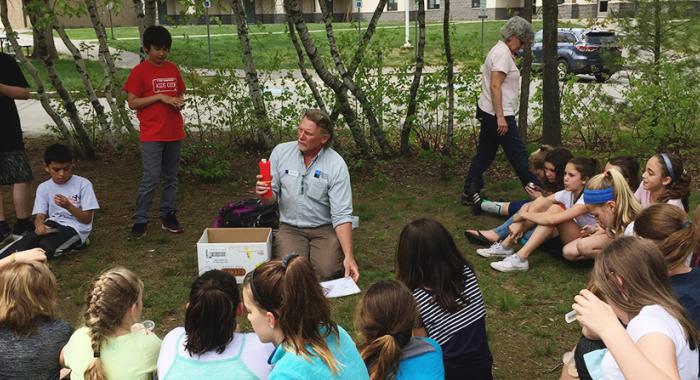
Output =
[
  {"x1": 387, "y1": 0, "x2": 398, "y2": 11},
  {"x1": 427, "y1": 0, "x2": 440, "y2": 9},
  {"x1": 471, "y1": 0, "x2": 480, "y2": 8}
]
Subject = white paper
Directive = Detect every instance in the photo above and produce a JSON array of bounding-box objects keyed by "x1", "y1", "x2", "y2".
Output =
[{"x1": 320, "y1": 277, "x2": 361, "y2": 298}]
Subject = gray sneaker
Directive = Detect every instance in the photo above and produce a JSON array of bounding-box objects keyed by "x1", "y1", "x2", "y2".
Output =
[
  {"x1": 490, "y1": 254, "x2": 529, "y2": 272},
  {"x1": 477, "y1": 242, "x2": 514, "y2": 258}
]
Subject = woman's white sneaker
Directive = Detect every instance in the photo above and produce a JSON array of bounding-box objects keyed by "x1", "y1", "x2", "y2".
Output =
[
  {"x1": 476, "y1": 242, "x2": 514, "y2": 258},
  {"x1": 490, "y1": 254, "x2": 529, "y2": 272}
]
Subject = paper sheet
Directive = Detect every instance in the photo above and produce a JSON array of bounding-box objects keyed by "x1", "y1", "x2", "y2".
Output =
[{"x1": 320, "y1": 277, "x2": 361, "y2": 298}]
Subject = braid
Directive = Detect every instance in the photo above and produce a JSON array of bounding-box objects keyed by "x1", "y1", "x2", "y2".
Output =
[{"x1": 84, "y1": 277, "x2": 108, "y2": 380}]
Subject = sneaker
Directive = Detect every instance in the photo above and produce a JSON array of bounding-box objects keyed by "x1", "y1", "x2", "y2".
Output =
[
  {"x1": 129, "y1": 223, "x2": 147, "y2": 240},
  {"x1": 12, "y1": 219, "x2": 35, "y2": 238},
  {"x1": 0, "y1": 221, "x2": 10, "y2": 245},
  {"x1": 490, "y1": 254, "x2": 529, "y2": 272},
  {"x1": 160, "y1": 212, "x2": 184, "y2": 234},
  {"x1": 477, "y1": 242, "x2": 514, "y2": 258}
]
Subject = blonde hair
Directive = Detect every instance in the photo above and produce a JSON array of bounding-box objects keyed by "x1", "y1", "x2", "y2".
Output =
[
  {"x1": 528, "y1": 144, "x2": 553, "y2": 172},
  {"x1": 634, "y1": 204, "x2": 700, "y2": 270},
  {"x1": 356, "y1": 280, "x2": 417, "y2": 380},
  {"x1": 83, "y1": 267, "x2": 143, "y2": 380},
  {"x1": 586, "y1": 169, "x2": 641, "y2": 236},
  {"x1": 0, "y1": 262, "x2": 58, "y2": 335},
  {"x1": 592, "y1": 237, "x2": 699, "y2": 349}
]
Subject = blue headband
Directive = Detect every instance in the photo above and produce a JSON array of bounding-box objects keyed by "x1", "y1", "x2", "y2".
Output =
[
  {"x1": 584, "y1": 187, "x2": 614, "y2": 204},
  {"x1": 660, "y1": 153, "x2": 677, "y2": 181}
]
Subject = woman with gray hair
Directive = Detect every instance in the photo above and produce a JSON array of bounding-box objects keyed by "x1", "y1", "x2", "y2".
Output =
[{"x1": 463, "y1": 16, "x2": 539, "y2": 216}]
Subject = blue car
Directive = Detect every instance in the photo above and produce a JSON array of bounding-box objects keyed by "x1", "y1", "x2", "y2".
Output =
[{"x1": 529, "y1": 28, "x2": 621, "y2": 82}]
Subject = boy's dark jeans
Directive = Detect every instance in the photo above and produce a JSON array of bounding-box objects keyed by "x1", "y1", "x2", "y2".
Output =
[
  {"x1": 0, "y1": 220, "x2": 80, "y2": 259},
  {"x1": 464, "y1": 107, "x2": 539, "y2": 196},
  {"x1": 133, "y1": 141, "x2": 182, "y2": 224}
]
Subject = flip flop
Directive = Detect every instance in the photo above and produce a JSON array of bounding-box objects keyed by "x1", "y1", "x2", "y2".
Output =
[{"x1": 463, "y1": 230, "x2": 493, "y2": 246}]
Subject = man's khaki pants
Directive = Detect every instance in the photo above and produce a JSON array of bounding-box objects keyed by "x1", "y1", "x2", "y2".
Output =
[{"x1": 273, "y1": 223, "x2": 344, "y2": 280}]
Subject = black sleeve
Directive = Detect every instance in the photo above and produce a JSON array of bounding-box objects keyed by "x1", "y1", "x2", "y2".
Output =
[{"x1": 0, "y1": 53, "x2": 29, "y2": 88}]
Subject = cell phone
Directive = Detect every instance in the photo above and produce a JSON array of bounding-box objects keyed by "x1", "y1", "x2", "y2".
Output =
[{"x1": 527, "y1": 182, "x2": 543, "y2": 192}]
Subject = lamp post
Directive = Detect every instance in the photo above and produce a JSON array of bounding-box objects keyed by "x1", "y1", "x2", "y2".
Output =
[{"x1": 403, "y1": 0, "x2": 411, "y2": 48}]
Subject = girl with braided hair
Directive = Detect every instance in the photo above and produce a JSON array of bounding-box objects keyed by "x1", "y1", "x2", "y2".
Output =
[
  {"x1": 61, "y1": 267, "x2": 161, "y2": 380},
  {"x1": 356, "y1": 280, "x2": 444, "y2": 380}
]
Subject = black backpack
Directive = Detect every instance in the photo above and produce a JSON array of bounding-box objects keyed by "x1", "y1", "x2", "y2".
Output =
[{"x1": 213, "y1": 199, "x2": 279, "y2": 229}]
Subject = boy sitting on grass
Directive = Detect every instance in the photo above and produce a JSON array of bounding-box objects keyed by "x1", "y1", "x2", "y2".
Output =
[{"x1": 0, "y1": 144, "x2": 99, "y2": 259}]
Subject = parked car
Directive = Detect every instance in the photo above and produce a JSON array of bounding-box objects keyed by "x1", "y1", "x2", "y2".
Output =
[{"x1": 528, "y1": 28, "x2": 622, "y2": 82}]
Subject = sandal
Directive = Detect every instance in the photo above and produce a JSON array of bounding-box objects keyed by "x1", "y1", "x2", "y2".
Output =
[{"x1": 463, "y1": 229, "x2": 494, "y2": 246}]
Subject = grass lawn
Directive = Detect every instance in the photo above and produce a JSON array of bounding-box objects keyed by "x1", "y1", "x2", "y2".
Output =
[
  {"x1": 3, "y1": 138, "x2": 595, "y2": 379},
  {"x1": 56, "y1": 20, "x2": 580, "y2": 70},
  {"x1": 19, "y1": 58, "x2": 131, "y2": 95}
]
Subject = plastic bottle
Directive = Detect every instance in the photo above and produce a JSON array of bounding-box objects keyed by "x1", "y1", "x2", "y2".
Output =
[{"x1": 259, "y1": 159, "x2": 273, "y2": 199}]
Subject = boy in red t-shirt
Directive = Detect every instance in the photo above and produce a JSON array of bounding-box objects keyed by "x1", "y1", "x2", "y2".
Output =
[{"x1": 124, "y1": 25, "x2": 186, "y2": 239}]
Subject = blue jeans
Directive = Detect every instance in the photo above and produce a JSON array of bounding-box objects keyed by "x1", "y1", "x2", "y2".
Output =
[
  {"x1": 493, "y1": 215, "x2": 533, "y2": 242},
  {"x1": 464, "y1": 107, "x2": 539, "y2": 195}
]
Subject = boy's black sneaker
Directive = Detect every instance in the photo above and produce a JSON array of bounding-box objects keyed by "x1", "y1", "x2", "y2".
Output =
[
  {"x1": 129, "y1": 222, "x2": 147, "y2": 240},
  {"x1": 0, "y1": 221, "x2": 11, "y2": 245},
  {"x1": 160, "y1": 212, "x2": 184, "y2": 234},
  {"x1": 470, "y1": 191, "x2": 484, "y2": 216},
  {"x1": 12, "y1": 219, "x2": 35, "y2": 237}
]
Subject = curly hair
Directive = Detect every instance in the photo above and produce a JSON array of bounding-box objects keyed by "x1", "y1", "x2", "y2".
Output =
[
  {"x1": 655, "y1": 153, "x2": 691, "y2": 211},
  {"x1": 500, "y1": 16, "x2": 534, "y2": 44}
]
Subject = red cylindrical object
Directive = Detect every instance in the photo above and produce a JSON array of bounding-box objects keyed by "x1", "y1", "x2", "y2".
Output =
[{"x1": 259, "y1": 159, "x2": 273, "y2": 199}]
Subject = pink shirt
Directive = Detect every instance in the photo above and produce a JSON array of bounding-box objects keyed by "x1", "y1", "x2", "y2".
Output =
[{"x1": 634, "y1": 183, "x2": 684, "y2": 210}]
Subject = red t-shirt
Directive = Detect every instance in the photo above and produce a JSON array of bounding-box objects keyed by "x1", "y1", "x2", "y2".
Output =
[{"x1": 123, "y1": 60, "x2": 186, "y2": 142}]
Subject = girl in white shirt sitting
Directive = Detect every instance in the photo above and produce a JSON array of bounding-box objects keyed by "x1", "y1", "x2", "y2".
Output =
[{"x1": 571, "y1": 237, "x2": 699, "y2": 380}]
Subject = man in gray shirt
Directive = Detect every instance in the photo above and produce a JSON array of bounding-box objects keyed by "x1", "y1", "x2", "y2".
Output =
[{"x1": 255, "y1": 109, "x2": 359, "y2": 282}]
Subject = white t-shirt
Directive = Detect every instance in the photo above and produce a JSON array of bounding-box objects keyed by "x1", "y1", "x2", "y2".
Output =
[
  {"x1": 478, "y1": 40, "x2": 520, "y2": 116},
  {"x1": 32, "y1": 175, "x2": 99, "y2": 243},
  {"x1": 634, "y1": 184, "x2": 684, "y2": 210},
  {"x1": 600, "y1": 305, "x2": 699, "y2": 380},
  {"x1": 157, "y1": 327, "x2": 274, "y2": 380},
  {"x1": 553, "y1": 190, "x2": 597, "y2": 228}
]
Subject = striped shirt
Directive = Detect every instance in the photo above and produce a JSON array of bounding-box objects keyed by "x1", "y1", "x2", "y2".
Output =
[{"x1": 413, "y1": 265, "x2": 486, "y2": 346}]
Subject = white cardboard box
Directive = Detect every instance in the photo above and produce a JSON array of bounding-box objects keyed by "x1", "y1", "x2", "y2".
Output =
[{"x1": 196, "y1": 227, "x2": 272, "y2": 283}]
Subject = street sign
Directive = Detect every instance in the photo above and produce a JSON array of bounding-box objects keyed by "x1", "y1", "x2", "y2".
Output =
[
  {"x1": 356, "y1": 0, "x2": 362, "y2": 9},
  {"x1": 204, "y1": 0, "x2": 211, "y2": 8}
]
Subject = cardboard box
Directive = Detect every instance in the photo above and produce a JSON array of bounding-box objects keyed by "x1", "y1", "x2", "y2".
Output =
[{"x1": 196, "y1": 228, "x2": 272, "y2": 283}]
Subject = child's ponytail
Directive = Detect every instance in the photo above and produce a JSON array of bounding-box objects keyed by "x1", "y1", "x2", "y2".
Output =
[
  {"x1": 656, "y1": 153, "x2": 691, "y2": 211},
  {"x1": 83, "y1": 268, "x2": 143, "y2": 380},
  {"x1": 585, "y1": 169, "x2": 641, "y2": 236},
  {"x1": 356, "y1": 280, "x2": 417, "y2": 380},
  {"x1": 635, "y1": 204, "x2": 700, "y2": 270}
]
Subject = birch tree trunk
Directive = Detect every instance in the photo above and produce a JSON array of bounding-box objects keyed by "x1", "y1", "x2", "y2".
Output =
[
  {"x1": 284, "y1": 10, "x2": 327, "y2": 113},
  {"x1": 442, "y1": 0, "x2": 454, "y2": 155},
  {"x1": 27, "y1": 0, "x2": 57, "y2": 60},
  {"x1": 133, "y1": 0, "x2": 146, "y2": 40},
  {"x1": 542, "y1": 0, "x2": 561, "y2": 146},
  {"x1": 517, "y1": 0, "x2": 533, "y2": 139},
  {"x1": 317, "y1": 0, "x2": 393, "y2": 157},
  {"x1": 328, "y1": 0, "x2": 388, "y2": 122},
  {"x1": 144, "y1": 0, "x2": 157, "y2": 29},
  {"x1": 231, "y1": 0, "x2": 274, "y2": 149},
  {"x1": 0, "y1": 0, "x2": 76, "y2": 147},
  {"x1": 31, "y1": 11, "x2": 96, "y2": 159},
  {"x1": 284, "y1": 0, "x2": 370, "y2": 155},
  {"x1": 400, "y1": 0, "x2": 426, "y2": 155},
  {"x1": 85, "y1": 0, "x2": 134, "y2": 134},
  {"x1": 54, "y1": 22, "x2": 118, "y2": 147}
]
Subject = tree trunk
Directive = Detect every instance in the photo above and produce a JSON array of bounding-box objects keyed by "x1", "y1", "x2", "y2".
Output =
[
  {"x1": 317, "y1": 0, "x2": 393, "y2": 157},
  {"x1": 54, "y1": 22, "x2": 118, "y2": 148},
  {"x1": 518, "y1": 0, "x2": 533, "y2": 139},
  {"x1": 400, "y1": 0, "x2": 425, "y2": 155},
  {"x1": 284, "y1": 0, "x2": 369, "y2": 155},
  {"x1": 133, "y1": 0, "x2": 145, "y2": 40},
  {"x1": 144, "y1": 0, "x2": 157, "y2": 29},
  {"x1": 27, "y1": 0, "x2": 58, "y2": 59},
  {"x1": 84, "y1": 0, "x2": 134, "y2": 134},
  {"x1": 284, "y1": 9, "x2": 327, "y2": 113},
  {"x1": 541, "y1": 0, "x2": 561, "y2": 146},
  {"x1": 0, "y1": 0, "x2": 76, "y2": 147},
  {"x1": 442, "y1": 0, "x2": 454, "y2": 155},
  {"x1": 329, "y1": 0, "x2": 388, "y2": 122},
  {"x1": 231, "y1": 0, "x2": 274, "y2": 149},
  {"x1": 29, "y1": 6, "x2": 96, "y2": 158}
]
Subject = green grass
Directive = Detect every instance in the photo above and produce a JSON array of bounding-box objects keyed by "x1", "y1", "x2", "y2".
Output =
[
  {"x1": 20, "y1": 58, "x2": 131, "y2": 95},
  {"x1": 52, "y1": 20, "x2": 582, "y2": 70}
]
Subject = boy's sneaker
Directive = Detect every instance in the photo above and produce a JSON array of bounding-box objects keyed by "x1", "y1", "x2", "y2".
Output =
[
  {"x1": 0, "y1": 221, "x2": 11, "y2": 245},
  {"x1": 490, "y1": 254, "x2": 529, "y2": 272},
  {"x1": 129, "y1": 223, "x2": 147, "y2": 240},
  {"x1": 12, "y1": 219, "x2": 35, "y2": 238},
  {"x1": 160, "y1": 212, "x2": 184, "y2": 234},
  {"x1": 477, "y1": 242, "x2": 514, "y2": 258}
]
